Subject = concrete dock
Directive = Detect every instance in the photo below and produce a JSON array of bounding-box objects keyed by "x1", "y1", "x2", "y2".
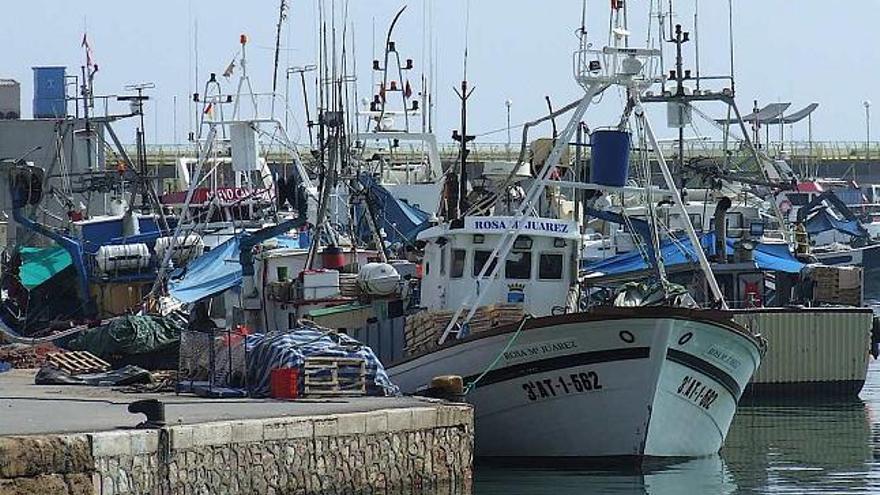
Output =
[{"x1": 0, "y1": 369, "x2": 474, "y2": 495}]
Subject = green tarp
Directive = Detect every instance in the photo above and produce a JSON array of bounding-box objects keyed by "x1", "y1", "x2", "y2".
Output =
[
  {"x1": 18, "y1": 246, "x2": 73, "y2": 290},
  {"x1": 69, "y1": 315, "x2": 184, "y2": 358}
]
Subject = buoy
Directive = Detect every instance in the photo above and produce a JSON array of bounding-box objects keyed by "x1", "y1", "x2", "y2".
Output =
[
  {"x1": 357, "y1": 262, "x2": 400, "y2": 295},
  {"x1": 422, "y1": 375, "x2": 465, "y2": 402},
  {"x1": 321, "y1": 245, "x2": 345, "y2": 270}
]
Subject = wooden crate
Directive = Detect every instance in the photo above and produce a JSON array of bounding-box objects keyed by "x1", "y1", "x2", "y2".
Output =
[
  {"x1": 403, "y1": 304, "x2": 528, "y2": 354},
  {"x1": 302, "y1": 357, "x2": 366, "y2": 397},
  {"x1": 46, "y1": 351, "x2": 110, "y2": 375}
]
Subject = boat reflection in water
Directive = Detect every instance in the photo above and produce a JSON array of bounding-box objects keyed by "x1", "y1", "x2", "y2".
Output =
[
  {"x1": 473, "y1": 379, "x2": 879, "y2": 494},
  {"x1": 723, "y1": 397, "x2": 873, "y2": 492},
  {"x1": 475, "y1": 456, "x2": 736, "y2": 495}
]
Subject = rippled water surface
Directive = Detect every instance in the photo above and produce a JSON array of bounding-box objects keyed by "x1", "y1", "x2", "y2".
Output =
[{"x1": 474, "y1": 300, "x2": 880, "y2": 494}]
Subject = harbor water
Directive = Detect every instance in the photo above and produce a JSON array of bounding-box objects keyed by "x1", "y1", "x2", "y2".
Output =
[{"x1": 473, "y1": 299, "x2": 880, "y2": 494}]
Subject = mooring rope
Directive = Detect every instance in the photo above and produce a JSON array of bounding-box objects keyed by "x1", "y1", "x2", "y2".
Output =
[{"x1": 463, "y1": 315, "x2": 531, "y2": 395}]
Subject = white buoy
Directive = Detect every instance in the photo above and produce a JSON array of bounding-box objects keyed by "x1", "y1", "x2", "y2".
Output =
[{"x1": 357, "y1": 262, "x2": 400, "y2": 296}]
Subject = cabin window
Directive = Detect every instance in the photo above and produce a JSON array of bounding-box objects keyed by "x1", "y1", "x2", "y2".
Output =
[
  {"x1": 440, "y1": 246, "x2": 447, "y2": 274},
  {"x1": 451, "y1": 249, "x2": 466, "y2": 278},
  {"x1": 539, "y1": 253, "x2": 564, "y2": 280},
  {"x1": 473, "y1": 250, "x2": 498, "y2": 277},
  {"x1": 727, "y1": 212, "x2": 744, "y2": 238},
  {"x1": 505, "y1": 251, "x2": 532, "y2": 279}
]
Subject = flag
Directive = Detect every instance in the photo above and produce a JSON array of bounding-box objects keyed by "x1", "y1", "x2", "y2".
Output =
[
  {"x1": 223, "y1": 58, "x2": 236, "y2": 78},
  {"x1": 81, "y1": 33, "x2": 98, "y2": 75},
  {"x1": 203, "y1": 103, "x2": 214, "y2": 115},
  {"x1": 611, "y1": 0, "x2": 622, "y2": 10},
  {"x1": 404, "y1": 80, "x2": 412, "y2": 98},
  {"x1": 378, "y1": 83, "x2": 386, "y2": 103}
]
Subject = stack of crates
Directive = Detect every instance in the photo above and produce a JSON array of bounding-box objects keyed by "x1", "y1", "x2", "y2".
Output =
[{"x1": 813, "y1": 265, "x2": 863, "y2": 306}]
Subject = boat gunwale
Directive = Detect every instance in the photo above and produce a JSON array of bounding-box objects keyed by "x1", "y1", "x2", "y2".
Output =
[{"x1": 390, "y1": 305, "x2": 765, "y2": 368}]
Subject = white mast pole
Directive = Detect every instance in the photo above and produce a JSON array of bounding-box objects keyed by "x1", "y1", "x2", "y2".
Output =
[{"x1": 634, "y1": 94, "x2": 727, "y2": 309}]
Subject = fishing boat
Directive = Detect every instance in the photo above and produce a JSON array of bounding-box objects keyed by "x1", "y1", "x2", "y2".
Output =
[
  {"x1": 389, "y1": 6, "x2": 765, "y2": 459},
  {"x1": 390, "y1": 216, "x2": 764, "y2": 458}
]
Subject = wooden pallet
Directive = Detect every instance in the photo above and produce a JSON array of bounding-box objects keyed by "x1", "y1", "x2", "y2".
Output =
[
  {"x1": 302, "y1": 357, "x2": 366, "y2": 397},
  {"x1": 46, "y1": 351, "x2": 110, "y2": 375}
]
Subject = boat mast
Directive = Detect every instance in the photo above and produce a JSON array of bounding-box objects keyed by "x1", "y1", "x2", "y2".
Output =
[{"x1": 270, "y1": 0, "x2": 290, "y2": 121}]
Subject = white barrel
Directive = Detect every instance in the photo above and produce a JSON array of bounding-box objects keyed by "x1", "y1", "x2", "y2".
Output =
[
  {"x1": 95, "y1": 243, "x2": 150, "y2": 273},
  {"x1": 357, "y1": 262, "x2": 400, "y2": 296},
  {"x1": 155, "y1": 234, "x2": 204, "y2": 266}
]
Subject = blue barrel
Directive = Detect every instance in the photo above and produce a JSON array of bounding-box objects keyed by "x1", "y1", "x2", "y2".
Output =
[
  {"x1": 590, "y1": 130, "x2": 631, "y2": 187},
  {"x1": 32, "y1": 66, "x2": 67, "y2": 118}
]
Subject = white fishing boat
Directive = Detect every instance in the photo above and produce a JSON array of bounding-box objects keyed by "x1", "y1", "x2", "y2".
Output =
[
  {"x1": 389, "y1": 7, "x2": 765, "y2": 459},
  {"x1": 390, "y1": 217, "x2": 764, "y2": 458}
]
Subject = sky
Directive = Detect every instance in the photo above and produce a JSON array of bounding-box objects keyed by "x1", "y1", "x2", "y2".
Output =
[{"x1": 2, "y1": 0, "x2": 879, "y2": 146}]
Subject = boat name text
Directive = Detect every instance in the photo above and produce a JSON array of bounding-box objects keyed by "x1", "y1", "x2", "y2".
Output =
[
  {"x1": 471, "y1": 219, "x2": 570, "y2": 234},
  {"x1": 503, "y1": 340, "x2": 578, "y2": 361},
  {"x1": 705, "y1": 346, "x2": 742, "y2": 370}
]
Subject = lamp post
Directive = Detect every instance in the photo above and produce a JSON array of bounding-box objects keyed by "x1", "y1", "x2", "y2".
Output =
[
  {"x1": 505, "y1": 99, "x2": 513, "y2": 159},
  {"x1": 864, "y1": 100, "x2": 871, "y2": 167}
]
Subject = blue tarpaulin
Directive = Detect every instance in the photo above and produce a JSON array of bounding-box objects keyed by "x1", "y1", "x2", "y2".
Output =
[
  {"x1": 169, "y1": 236, "x2": 243, "y2": 303},
  {"x1": 357, "y1": 174, "x2": 431, "y2": 246},
  {"x1": 168, "y1": 232, "x2": 309, "y2": 304},
  {"x1": 583, "y1": 232, "x2": 804, "y2": 276},
  {"x1": 245, "y1": 325, "x2": 398, "y2": 397},
  {"x1": 805, "y1": 210, "x2": 868, "y2": 238}
]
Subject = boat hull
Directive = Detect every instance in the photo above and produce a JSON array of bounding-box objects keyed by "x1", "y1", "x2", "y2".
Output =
[{"x1": 389, "y1": 308, "x2": 763, "y2": 458}]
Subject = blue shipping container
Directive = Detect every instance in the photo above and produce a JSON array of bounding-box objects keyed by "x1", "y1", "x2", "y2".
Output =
[{"x1": 32, "y1": 66, "x2": 67, "y2": 118}]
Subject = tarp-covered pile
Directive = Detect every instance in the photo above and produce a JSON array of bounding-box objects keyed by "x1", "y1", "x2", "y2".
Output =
[
  {"x1": 583, "y1": 232, "x2": 805, "y2": 277},
  {"x1": 805, "y1": 209, "x2": 868, "y2": 239},
  {"x1": 246, "y1": 324, "x2": 398, "y2": 397},
  {"x1": 69, "y1": 314, "x2": 184, "y2": 359}
]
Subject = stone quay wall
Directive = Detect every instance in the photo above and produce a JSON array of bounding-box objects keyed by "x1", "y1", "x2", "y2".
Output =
[{"x1": 0, "y1": 404, "x2": 473, "y2": 495}]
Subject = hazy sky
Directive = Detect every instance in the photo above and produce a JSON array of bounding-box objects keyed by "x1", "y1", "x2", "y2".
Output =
[{"x1": 2, "y1": 1, "x2": 879, "y2": 146}]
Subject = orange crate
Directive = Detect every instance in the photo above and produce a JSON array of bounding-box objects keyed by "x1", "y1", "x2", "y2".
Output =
[{"x1": 270, "y1": 368, "x2": 300, "y2": 399}]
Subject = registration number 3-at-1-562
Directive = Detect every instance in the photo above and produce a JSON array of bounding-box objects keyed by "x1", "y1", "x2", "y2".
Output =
[
  {"x1": 522, "y1": 372, "x2": 602, "y2": 401},
  {"x1": 676, "y1": 375, "x2": 719, "y2": 410}
]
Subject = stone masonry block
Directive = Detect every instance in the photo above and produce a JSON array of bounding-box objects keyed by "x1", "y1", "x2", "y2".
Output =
[
  {"x1": 263, "y1": 421, "x2": 288, "y2": 441},
  {"x1": 91, "y1": 431, "x2": 132, "y2": 458},
  {"x1": 286, "y1": 418, "x2": 315, "y2": 439},
  {"x1": 0, "y1": 435, "x2": 93, "y2": 478},
  {"x1": 170, "y1": 425, "x2": 194, "y2": 450},
  {"x1": 232, "y1": 420, "x2": 265, "y2": 444},
  {"x1": 192, "y1": 422, "x2": 232, "y2": 447},
  {"x1": 337, "y1": 413, "x2": 367, "y2": 436},
  {"x1": 365, "y1": 412, "x2": 388, "y2": 435},
  {"x1": 411, "y1": 408, "x2": 438, "y2": 430},
  {"x1": 385, "y1": 409, "x2": 413, "y2": 432},
  {"x1": 128, "y1": 430, "x2": 159, "y2": 456},
  {"x1": 313, "y1": 416, "x2": 339, "y2": 437}
]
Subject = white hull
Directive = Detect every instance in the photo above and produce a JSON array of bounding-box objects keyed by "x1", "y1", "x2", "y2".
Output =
[{"x1": 389, "y1": 308, "x2": 763, "y2": 458}]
